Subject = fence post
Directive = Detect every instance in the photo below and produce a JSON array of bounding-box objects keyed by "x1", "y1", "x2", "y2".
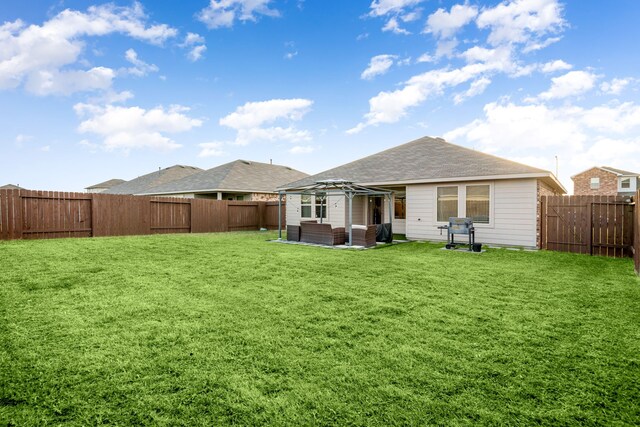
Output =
[
  {"x1": 258, "y1": 202, "x2": 266, "y2": 230},
  {"x1": 586, "y1": 201, "x2": 592, "y2": 256}
]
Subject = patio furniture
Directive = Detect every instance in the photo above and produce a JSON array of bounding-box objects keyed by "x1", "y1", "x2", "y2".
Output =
[
  {"x1": 351, "y1": 224, "x2": 377, "y2": 247},
  {"x1": 375, "y1": 222, "x2": 393, "y2": 243},
  {"x1": 286, "y1": 225, "x2": 301, "y2": 241},
  {"x1": 300, "y1": 221, "x2": 346, "y2": 246}
]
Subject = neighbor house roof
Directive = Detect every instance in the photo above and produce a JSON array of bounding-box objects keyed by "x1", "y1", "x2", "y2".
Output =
[
  {"x1": 281, "y1": 136, "x2": 566, "y2": 193},
  {"x1": 140, "y1": 160, "x2": 309, "y2": 195},
  {"x1": 599, "y1": 166, "x2": 639, "y2": 176},
  {"x1": 85, "y1": 178, "x2": 126, "y2": 190},
  {"x1": 571, "y1": 166, "x2": 640, "y2": 178},
  {"x1": 0, "y1": 184, "x2": 24, "y2": 190},
  {"x1": 104, "y1": 165, "x2": 203, "y2": 195}
]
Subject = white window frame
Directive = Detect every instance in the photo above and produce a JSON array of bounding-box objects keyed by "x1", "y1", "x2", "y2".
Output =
[
  {"x1": 436, "y1": 186, "x2": 459, "y2": 223},
  {"x1": 618, "y1": 177, "x2": 636, "y2": 192},
  {"x1": 590, "y1": 177, "x2": 600, "y2": 189},
  {"x1": 300, "y1": 194, "x2": 312, "y2": 218},
  {"x1": 465, "y1": 184, "x2": 492, "y2": 226},
  {"x1": 434, "y1": 182, "x2": 494, "y2": 228}
]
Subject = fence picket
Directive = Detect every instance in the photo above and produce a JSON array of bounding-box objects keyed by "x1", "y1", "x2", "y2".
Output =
[
  {"x1": 541, "y1": 195, "x2": 635, "y2": 259},
  {"x1": 0, "y1": 189, "x2": 285, "y2": 241}
]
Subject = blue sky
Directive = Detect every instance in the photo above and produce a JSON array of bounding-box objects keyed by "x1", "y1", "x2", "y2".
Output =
[{"x1": 2, "y1": 0, "x2": 639, "y2": 192}]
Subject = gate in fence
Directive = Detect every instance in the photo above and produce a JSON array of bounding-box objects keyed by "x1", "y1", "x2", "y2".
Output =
[{"x1": 540, "y1": 195, "x2": 635, "y2": 258}]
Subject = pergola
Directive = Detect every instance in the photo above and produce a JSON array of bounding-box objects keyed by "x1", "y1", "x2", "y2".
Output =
[{"x1": 277, "y1": 179, "x2": 394, "y2": 246}]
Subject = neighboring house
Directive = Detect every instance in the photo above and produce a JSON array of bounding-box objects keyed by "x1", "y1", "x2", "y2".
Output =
[
  {"x1": 139, "y1": 159, "x2": 309, "y2": 201},
  {"x1": 281, "y1": 136, "x2": 566, "y2": 248},
  {"x1": 0, "y1": 184, "x2": 25, "y2": 190},
  {"x1": 571, "y1": 166, "x2": 639, "y2": 197},
  {"x1": 104, "y1": 165, "x2": 203, "y2": 195},
  {"x1": 85, "y1": 178, "x2": 126, "y2": 193}
]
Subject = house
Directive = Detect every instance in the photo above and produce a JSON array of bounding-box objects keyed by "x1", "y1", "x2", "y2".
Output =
[
  {"x1": 85, "y1": 178, "x2": 126, "y2": 193},
  {"x1": 0, "y1": 184, "x2": 25, "y2": 190},
  {"x1": 103, "y1": 165, "x2": 203, "y2": 195},
  {"x1": 139, "y1": 160, "x2": 309, "y2": 201},
  {"x1": 571, "y1": 166, "x2": 639, "y2": 197},
  {"x1": 281, "y1": 136, "x2": 566, "y2": 248}
]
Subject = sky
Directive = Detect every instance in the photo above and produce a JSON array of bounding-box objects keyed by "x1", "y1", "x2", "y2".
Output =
[{"x1": 1, "y1": 0, "x2": 640, "y2": 193}]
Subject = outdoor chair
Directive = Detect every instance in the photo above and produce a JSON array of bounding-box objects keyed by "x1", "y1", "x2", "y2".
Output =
[
  {"x1": 350, "y1": 224, "x2": 377, "y2": 247},
  {"x1": 300, "y1": 222, "x2": 346, "y2": 246}
]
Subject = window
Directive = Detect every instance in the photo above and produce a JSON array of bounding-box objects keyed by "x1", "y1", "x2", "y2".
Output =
[
  {"x1": 394, "y1": 196, "x2": 406, "y2": 219},
  {"x1": 466, "y1": 185, "x2": 490, "y2": 224},
  {"x1": 236, "y1": 195, "x2": 244, "y2": 201},
  {"x1": 620, "y1": 177, "x2": 631, "y2": 189},
  {"x1": 590, "y1": 177, "x2": 600, "y2": 189},
  {"x1": 301, "y1": 194, "x2": 312, "y2": 218},
  {"x1": 315, "y1": 196, "x2": 327, "y2": 218},
  {"x1": 437, "y1": 186, "x2": 458, "y2": 222}
]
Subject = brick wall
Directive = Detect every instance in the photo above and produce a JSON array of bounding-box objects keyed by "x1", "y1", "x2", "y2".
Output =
[
  {"x1": 250, "y1": 192, "x2": 280, "y2": 201},
  {"x1": 573, "y1": 167, "x2": 619, "y2": 195}
]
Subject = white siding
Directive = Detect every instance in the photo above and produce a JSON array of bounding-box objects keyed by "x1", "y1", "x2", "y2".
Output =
[
  {"x1": 285, "y1": 193, "x2": 346, "y2": 227},
  {"x1": 347, "y1": 195, "x2": 367, "y2": 226},
  {"x1": 286, "y1": 194, "x2": 302, "y2": 226},
  {"x1": 406, "y1": 179, "x2": 538, "y2": 247}
]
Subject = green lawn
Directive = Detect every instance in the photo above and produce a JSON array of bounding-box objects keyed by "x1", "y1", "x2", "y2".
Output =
[{"x1": 1, "y1": 232, "x2": 639, "y2": 426}]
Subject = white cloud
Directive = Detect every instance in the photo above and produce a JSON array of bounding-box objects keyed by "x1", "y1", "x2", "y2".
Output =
[
  {"x1": 14, "y1": 134, "x2": 33, "y2": 147},
  {"x1": 401, "y1": 10, "x2": 421, "y2": 22},
  {"x1": 600, "y1": 78, "x2": 630, "y2": 95},
  {"x1": 284, "y1": 51, "x2": 298, "y2": 60},
  {"x1": 0, "y1": 2, "x2": 176, "y2": 95},
  {"x1": 417, "y1": 53, "x2": 433, "y2": 63},
  {"x1": 75, "y1": 104, "x2": 202, "y2": 152},
  {"x1": 198, "y1": 0, "x2": 279, "y2": 29},
  {"x1": 476, "y1": 0, "x2": 566, "y2": 48},
  {"x1": 349, "y1": 59, "x2": 505, "y2": 133},
  {"x1": 370, "y1": 0, "x2": 424, "y2": 34},
  {"x1": 25, "y1": 67, "x2": 115, "y2": 96},
  {"x1": 180, "y1": 32, "x2": 207, "y2": 62},
  {"x1": 435, "y1": 39, "x2": 460, "y2": 59},
  {"x1": 522, "y1": 36, "x2": 562, "y2": 52},
  {"x1": 198, "y1": 142, "x2": 226, "y2": 157},
  {"x1": 453, "y1": 77, "x2": 492, "y2": 104},
  {"x1": 289, "y1": 145, "x2": 315, "y2": 154},
  {"x1": 533, "y1": 70, "x2": 597, "y2": 101},
  {"x1": 40, "y1": 145, "x2": 51, "y2": 152},
  {"x1": 541, "y1": 59, "x2": 572, "y2": 73},
  {"x1": 369, "y1": 0, "x2": 424, "y2": 17},
  {"x1": 123, "y1": 49, "x2": 158, "y2": 77},
  {"x1": 444, "y1": 100, "x2": 640, "y2": 190},
  {"x1": 188, "y1": 45, "x2": 207, "y2": 62},
  {"x1": 183, "y1": 32, "x2": 205, "y2": 45},
  {"x1": 382, "y1": 17, "x2": 410, "y2": 35},
  {"x1": 425, "y1": 4, "x2": 478, "y2": 39},
  {"x1": 361, "y1": 54, "x2": 397, "y2": 80},
  {"x1": 219, "y1": 98, "x2": 313, "y2": 145}
]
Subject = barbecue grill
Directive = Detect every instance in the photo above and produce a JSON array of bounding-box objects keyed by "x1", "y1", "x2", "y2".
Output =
[{"x1": 438, "y1": 217, "x2": 481, "y2": 252}]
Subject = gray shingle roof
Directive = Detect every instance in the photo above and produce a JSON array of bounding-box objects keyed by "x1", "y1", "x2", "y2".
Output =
[
  {"x1": 600, "y1": 166, "x2": 639, "y2": 176},
  {"x1": 104, "y1": 165, "x2": 203, "y2": 195},
  {"x1": 140, "y1": 160, "x2": 309, "y2": 195},
  {"x1": 85, "y1": 178, "x2": 126, "y2": 190},
  {"x1": 0, "y1": 184, "x2": 24, "y2": 190},
  {"x1": 282, "y1": 136, "x2": 553, "y2": 189}
]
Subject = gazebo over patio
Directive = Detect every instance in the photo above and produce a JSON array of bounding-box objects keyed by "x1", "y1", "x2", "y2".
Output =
[{"x1": 277, "y1": 179, "x2": 394, "y2": 247}]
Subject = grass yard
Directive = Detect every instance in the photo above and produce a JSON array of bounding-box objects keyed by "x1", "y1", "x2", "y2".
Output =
[{"x1": 1, "y1": 232, "x2": 639, "y2": 425}]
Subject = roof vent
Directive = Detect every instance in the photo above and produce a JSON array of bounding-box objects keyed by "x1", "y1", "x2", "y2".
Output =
[{"x1": 241, "y1": 160, "x2": 251, "y2": 165}]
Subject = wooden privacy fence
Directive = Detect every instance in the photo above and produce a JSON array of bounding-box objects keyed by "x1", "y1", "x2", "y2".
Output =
[
  {"x1": 540, "y1": 195, "x2": 635, "y2": 258},
  {"x1": 635, "y1": 190, "x2": 640, "y2": 275},
  {"x1": 0, "y1": 189, "x2": 285, "y2": 241}
]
